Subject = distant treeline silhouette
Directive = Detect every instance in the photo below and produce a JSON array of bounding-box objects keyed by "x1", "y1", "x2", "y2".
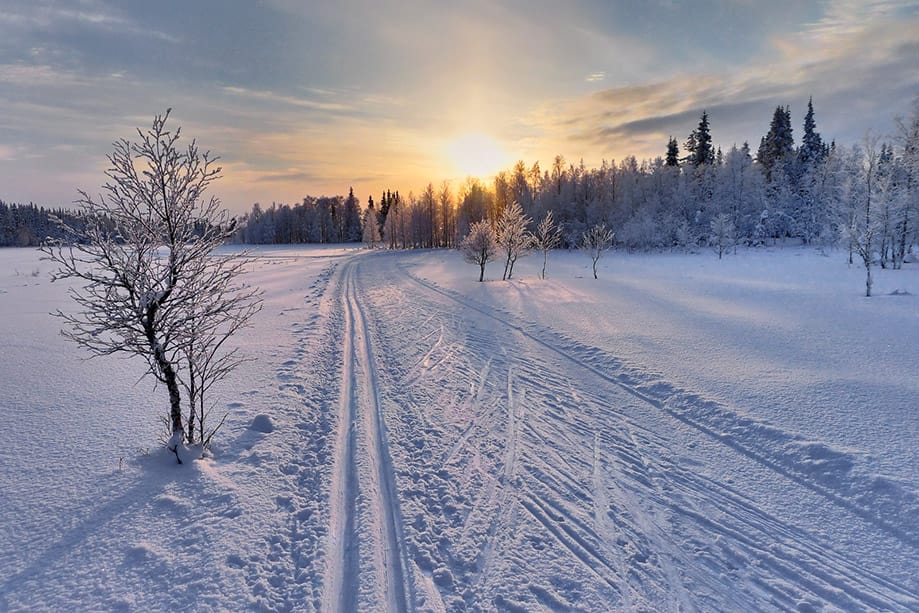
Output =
[{"x1": 0, "y1": 201, "x2": 88, "y2": 247}]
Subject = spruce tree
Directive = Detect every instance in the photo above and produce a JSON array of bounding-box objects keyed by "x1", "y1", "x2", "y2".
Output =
[
  {"x1": 687, "y1": 111, "x2": 714, "y2": 167},
  {"x1": 799, "y1": 97, "x2": 825, "y2": 167},
  {"x1": 759, "y1": 105, "x2": 795, "y2": 180},
  {"x1": 665, "y1": 137, "x2": 680, "y2": 167},
  {"x1": 342, "y1": 187, "x2": 362, "y2": 242}
]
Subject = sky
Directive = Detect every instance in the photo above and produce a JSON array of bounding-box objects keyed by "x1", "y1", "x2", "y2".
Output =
[{"x1": 0, "y1": 0, "x2": 917, "y2": 214}]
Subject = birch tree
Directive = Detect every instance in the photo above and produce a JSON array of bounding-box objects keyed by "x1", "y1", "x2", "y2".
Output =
[
  {"x1": 495, "y1": 201, "x2": 532, "y2": 280},
  {"x1": 581, "y1": 223, "x2": 614, "y2": 279},
  {"x1": 461, "y1": 219, "x2": 497, "y2": 282},
  {"x1": 42, "y1": 110, "x2": 261, "y2": 460},
  {"x1": 533, "y1": 210, "x2": 561, "y2": 279}
]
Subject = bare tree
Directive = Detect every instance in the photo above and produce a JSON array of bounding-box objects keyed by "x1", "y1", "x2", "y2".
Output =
[
  {"x1": 42, "y1": 110, "x2": 261, "y2": 460},
  {"x1": 581, "y1": 223, "x2": 615, "y2": 279},
  {"x1": 844, "y1": 134, "x2": 882, "y2": 296},
  {"x1": 893, "y1": 98, "x2": 919, "y2": 267},
  {"x1": 495, "y1": 201, "x2": 532, "y2": 280},
  {"x1": 461, "y1": 219, "x2": 497, "y2": 282},
  {"x1": 533, "y1": 210, "x2": 561, "y2": 279},
  {"x1": 709, "y1": 213, "x2": 735, "y2": 260}
]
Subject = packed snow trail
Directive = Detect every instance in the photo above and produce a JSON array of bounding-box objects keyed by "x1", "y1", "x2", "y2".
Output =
[
  {"x1": 315, "y1": 250, "x2": 917, "y2": 612},
  {"x1": 322, "y1": 259, "x2": 412, "y2": 612}
]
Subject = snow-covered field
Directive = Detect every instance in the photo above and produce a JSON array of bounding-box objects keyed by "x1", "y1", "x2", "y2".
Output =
[{"x1": 1, "y1": 244, "x2": 917, "y2": 611}]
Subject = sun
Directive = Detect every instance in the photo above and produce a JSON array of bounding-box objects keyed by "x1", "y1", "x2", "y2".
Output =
[{"x1": 445, "y1": 132, "x2": 509, "y2": 179}]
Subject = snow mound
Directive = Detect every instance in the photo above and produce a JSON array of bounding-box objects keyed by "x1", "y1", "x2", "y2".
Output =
[{"x1": 249, "y1": 414, "x2": 275, "y2": 433}]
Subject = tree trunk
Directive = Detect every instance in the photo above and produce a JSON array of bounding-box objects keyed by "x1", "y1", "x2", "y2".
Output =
[
  {"x1": 865, "y1": 262, "x2": 872, "y2": 297},
  {"x1": 479, "y1": 261, "x2": 485, "y2": 282},
  {"x1": 187, "y1": 374, "x2": 197, "y2": 444},
  {"x1": 541, "y1": 251, "x2": 548, "y2": 279},
  {"x1": 144, "y1": 305, "x2": 183, "y2": 438}
]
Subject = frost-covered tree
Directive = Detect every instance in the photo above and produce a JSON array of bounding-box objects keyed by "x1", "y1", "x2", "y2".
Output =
[
  {"x1": 843, "y1": 135, "x2": 883, "y2": 296},
  {"x1": 533, "y1": 210, "x2": 561, "y2": 279},
  {"x1": 362, "y1": 198, "x2": 381, "y2": 248},
  {"x1": 41, "y1": 110, "x2": 261, "y2": 460},
  {"x1": 461, "y1": 219, "x2": 497, "y2": 282},
  {"x1": 893, "y1": 98, "x2": 919, "y2": 266},
  {"x1": 342, "y1": 188, "x2": 362, "y2": 243},
  {"x1": 495, "y1": 201, "x2": 532, "y2": 280},
  {"x1": 709, "y1": 213, "x2": 735, "y2": 260},
  {"x1": 581, "y1": 223, "x2": 614, "y2": 279}
]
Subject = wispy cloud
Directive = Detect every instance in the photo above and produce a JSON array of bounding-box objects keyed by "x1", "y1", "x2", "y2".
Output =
[
  {"x1": 251, "y1": 169, "x2": 319, "y2": 184},
  {"x1": 0, "y1": 1, "x2": 179, "y2": 43},
  {"x1": 220, "y1": 86, "x2": 356, "y2": 114},
  {"x1": 523, "y1": 4, "x2": 918, "y2": 163}
]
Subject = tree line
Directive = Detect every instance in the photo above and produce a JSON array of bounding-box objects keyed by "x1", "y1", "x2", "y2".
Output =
[
  {"x1": 0, "y1": 201, "x2": 90, "y2": 247},
  {"x1": 232, "y1": 98, "x2": 919, "y2": 280}
]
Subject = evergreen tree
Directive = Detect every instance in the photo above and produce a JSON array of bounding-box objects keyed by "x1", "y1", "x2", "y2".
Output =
[
  {"x1": 683, "y1": 130, "x2": 697, "y2": 166},
  {"x1": 342, "y1": 187, "x2": 362, "y2": 242},
  {"x1": 758, "y1": 105, "x2": 794, "y2": 180},
  {"x1": 665, "y1": 137, "x2": 680, "y2": 167},
  {"x1": 694, "y1": 111, "x2": 714, "y2": 166},
  {"x1": 799, "y1": 97, "x2": 825, "y2": 167}
]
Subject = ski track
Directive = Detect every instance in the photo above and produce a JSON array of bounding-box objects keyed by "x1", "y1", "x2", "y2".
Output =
[
  {"x1": 402, "y1": 262, "x2": 919, "y2": 545},
  {"x1": 356, "y1": 252, "x2": 916, "y2": 611},
  {"x1": 323, "y1": 259, "x2": 412, "y2": 612},
  {"x1": 246, "y1": 251, "x2": 917, "y2": 612}
]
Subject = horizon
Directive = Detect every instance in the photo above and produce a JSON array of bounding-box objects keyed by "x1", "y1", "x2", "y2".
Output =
[{"x1": 0, "y1": 0, "x2": 916, "y2": 213}]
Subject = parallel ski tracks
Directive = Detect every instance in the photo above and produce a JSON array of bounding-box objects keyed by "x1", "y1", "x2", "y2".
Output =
[{"x1": 322, "y1": 259, "x2": 413, "y2": 613}]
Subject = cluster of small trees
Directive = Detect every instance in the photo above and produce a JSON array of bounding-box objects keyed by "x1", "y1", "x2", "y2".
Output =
[{"x1": 460, "y1": 202, "x2": 614, "y2": 281}]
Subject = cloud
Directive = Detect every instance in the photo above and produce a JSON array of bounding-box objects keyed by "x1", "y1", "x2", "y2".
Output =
[
  {"x1": 251, "y1": 170, "x2": 319, "y2": 184},
  {"x1": 220, "y1": 86, "x2": 357, "y2": 114},
  {"x1": 0, "y1": 0, "x2": 179, "y2": 42},
  {"x1": 525, "y1": 5, "x2": 918, "y2": 162}
]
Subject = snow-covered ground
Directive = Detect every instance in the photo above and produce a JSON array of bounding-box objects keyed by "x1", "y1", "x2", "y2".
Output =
[{"x1": 1, "y1": 244, "x2": 916, "y2": 611}]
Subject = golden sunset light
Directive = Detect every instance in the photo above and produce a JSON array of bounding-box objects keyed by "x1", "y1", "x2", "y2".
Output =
[
  {"x1": 444, "y1": 132, "x2": 510, "y2": 180},
  {"x1": 2, "y1": 1, "x2": 918, "y2": 610}
]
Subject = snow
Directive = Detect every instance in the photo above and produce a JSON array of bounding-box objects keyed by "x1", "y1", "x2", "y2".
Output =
[{"x1": 1, "y1": 244, "x2": 917, "y2": 611}]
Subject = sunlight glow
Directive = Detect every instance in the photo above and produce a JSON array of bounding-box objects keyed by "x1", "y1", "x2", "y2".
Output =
[{"x1": 445, "y1": 132, "x2": 509, "y2": 179}]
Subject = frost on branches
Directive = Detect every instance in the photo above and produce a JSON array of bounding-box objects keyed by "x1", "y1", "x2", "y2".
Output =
[
  {"x1": 42, "y1": 110, "x2": 262, "y2": 462},
  {"x1": 461, "y1": 220, "x2": 498, "y2": 282},
  {"x1": 581, "y1": 224, "x2": 615, "y2": 279},
  {"x1": 495, "y1": 201, "x2": 532, "y2": 280}
]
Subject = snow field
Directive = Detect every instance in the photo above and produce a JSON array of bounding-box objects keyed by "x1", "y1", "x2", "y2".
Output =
[{"x1": 1, "y1": 244, "x2": 917, "y2": 611}]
